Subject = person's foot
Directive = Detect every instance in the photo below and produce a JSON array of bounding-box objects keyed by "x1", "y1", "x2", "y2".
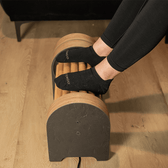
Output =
[
  {"x1": 56, "y1": 37, "x2": 113, "y2": 67},
  {"x1": 54, "y1": 67, "x2": 113, "y2": 94},
  {"x1": 55, "y1": 57, "x2": 120, "y2": 94},
  {"x1": 56, "y1": 46, "x2": 105, "y2": 67}
]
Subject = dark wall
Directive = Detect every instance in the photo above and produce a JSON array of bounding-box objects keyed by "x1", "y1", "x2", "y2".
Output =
[{"x1": 1, "y1": 0, "x2": 122, "y2": 21}]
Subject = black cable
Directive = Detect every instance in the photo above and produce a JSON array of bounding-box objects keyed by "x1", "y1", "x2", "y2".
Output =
[{"x1": 77, "y1": 157, "x2": 81, "y2": 168}]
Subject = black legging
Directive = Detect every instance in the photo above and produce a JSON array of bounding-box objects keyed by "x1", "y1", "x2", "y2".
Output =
[{"x1": 101, "y1": 0, "x2": 168, "y2": 72}]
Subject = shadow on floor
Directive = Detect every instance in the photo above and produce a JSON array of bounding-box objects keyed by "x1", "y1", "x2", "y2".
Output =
[
  {"x1": 105, "y1": 93, "x2": 168, "y2": 155},
  {"x1": 103, "y1": 93, "x2": 168, "y2": 114},
  {"x1": 1, "y1": 14, "x2": 110, "y2": 40},
  {"x1": 111, "y1": 130, "x2": 168, "y2": 155}
]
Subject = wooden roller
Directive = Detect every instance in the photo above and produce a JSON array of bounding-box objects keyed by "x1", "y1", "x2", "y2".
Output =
[{"x1": 47, "y1": 33, "x2": 110, "y2": 162}]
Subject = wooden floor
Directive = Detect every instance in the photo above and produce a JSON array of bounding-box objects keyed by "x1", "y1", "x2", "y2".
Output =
[{"x1": 1, "y1": 4, "x2": 168, "y2": 168}]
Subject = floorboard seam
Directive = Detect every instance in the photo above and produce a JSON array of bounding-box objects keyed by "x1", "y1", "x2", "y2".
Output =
[{"x1": 12, "y1": 40, "x2": 34, "y2": 168}]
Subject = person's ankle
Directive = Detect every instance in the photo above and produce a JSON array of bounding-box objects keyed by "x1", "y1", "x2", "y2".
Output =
[
  {"x1": 95, "y1": 58, "x2": 120, "y2": 81},
  {"x1": 93, "y1": 37, "x2": 113, "y2": 57}
]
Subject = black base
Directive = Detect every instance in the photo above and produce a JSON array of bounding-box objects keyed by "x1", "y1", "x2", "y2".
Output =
[{"x1": 47, "y1": 103, "x2": 110, "y2": 161}]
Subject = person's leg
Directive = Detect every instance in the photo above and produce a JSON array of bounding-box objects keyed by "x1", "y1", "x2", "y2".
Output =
[
  {"x1": 55, "y1": 0, "x2": 168, "y2": 94},
  {"x1": 100, "y1": 0, "x2": 148, "y2": 48},
  {"x1": 56, "y1": 0, "x2": 147, "y2": 67},
  {"x1": 96, "y1": 0, "x2": 168, "y2": 81},
  {"x1": 106, "y1": 0, "x2": 168, "y2": 73}
]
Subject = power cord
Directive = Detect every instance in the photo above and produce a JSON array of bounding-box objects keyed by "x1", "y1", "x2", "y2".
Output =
[{"x1": 77, "y1": 157, "x2": 81, "y2": 168}]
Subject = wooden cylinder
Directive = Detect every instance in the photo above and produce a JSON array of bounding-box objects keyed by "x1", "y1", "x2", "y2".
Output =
[{"x1": 47, "y1": 33, "x2": 110, "y2": 162}]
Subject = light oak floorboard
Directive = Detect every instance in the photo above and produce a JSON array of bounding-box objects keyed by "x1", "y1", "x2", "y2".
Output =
[{"x1": 0, "y1": 5, "x2": 35, "y2": 168}]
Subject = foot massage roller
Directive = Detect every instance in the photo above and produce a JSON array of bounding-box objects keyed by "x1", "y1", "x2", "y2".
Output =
[{"x1": 47, "y1": 33, "x2": 110, "y2": 161}]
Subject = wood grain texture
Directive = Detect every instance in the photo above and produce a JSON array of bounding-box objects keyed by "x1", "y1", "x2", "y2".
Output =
[
  {"x1": 0, "y1": 6, "x2": 35, "y2": 168},
  {"x1": 12, "y1": 38, "x2": 58, "y2": 168},
  {"x1": 1, "y1": 4, "x2": 168, "y2": 168},
  {"x1": 47, "y1": 92, "x2": 109, "y2": 120}
]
